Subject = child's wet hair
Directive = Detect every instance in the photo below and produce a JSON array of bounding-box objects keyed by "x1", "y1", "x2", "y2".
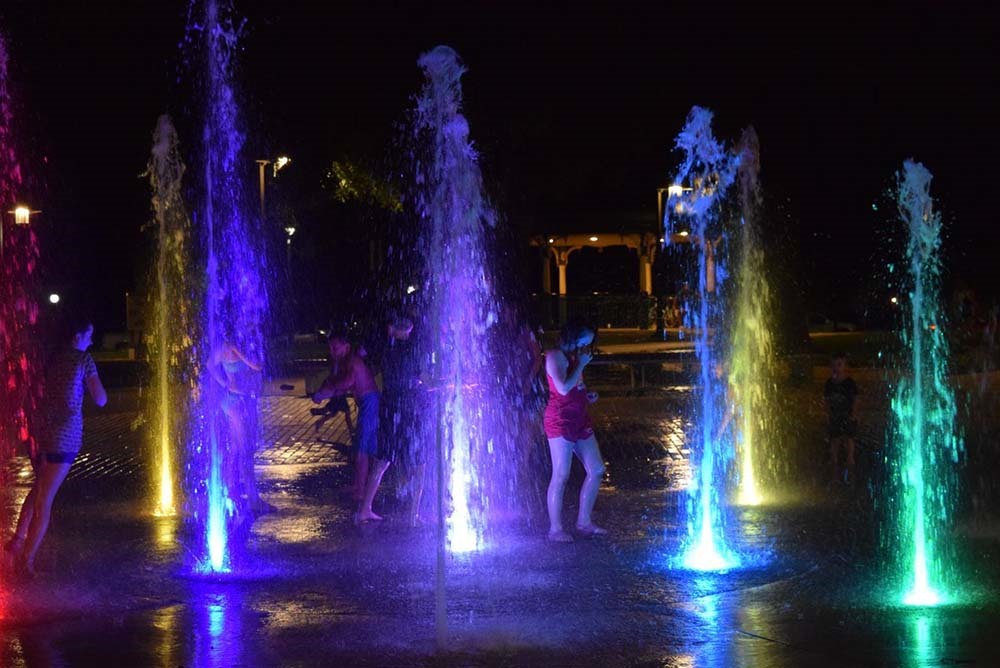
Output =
[
  {"x1": 559, "y1": 316, "x2": 597, "y2": 349},
  {"x1": 60, "y1": 312, "x2": 93, "y2": 342}
]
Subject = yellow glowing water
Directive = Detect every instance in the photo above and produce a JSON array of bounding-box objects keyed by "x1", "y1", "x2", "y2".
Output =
[{"x1": 729, "y1": 240, "x2": 777, "y2": 507}]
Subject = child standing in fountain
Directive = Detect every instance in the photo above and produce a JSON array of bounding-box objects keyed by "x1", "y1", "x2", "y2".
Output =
[
  {"x1": 373, "y1": 315, "x2": 427, "y2": 527},
  {"x1": 208, "y1": 342, "x2": 269, "y2": 516},
  {"x1": 7, "y1": 315, "x2": 107, "y2": 576},
  {"x1": 825, "y1": 352, "x2": 859, "y2": 486},
  {"x1": 313, "y1": 331, "x2": 383, "y2": 521},
  {"x1": 543, "y1": 318, "x2": 606, "y2": 542}
]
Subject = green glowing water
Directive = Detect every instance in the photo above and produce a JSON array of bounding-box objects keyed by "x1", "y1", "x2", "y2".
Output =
[{"x1": 890, "y1": 160, "x2": 963, "y2": 607}]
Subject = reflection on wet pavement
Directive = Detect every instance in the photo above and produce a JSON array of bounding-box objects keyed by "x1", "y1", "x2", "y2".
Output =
[{"x1": 0, "y1": 389, "x2": 998, "y2": 666}]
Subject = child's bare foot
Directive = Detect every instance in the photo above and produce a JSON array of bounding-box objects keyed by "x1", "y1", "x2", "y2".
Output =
[
  {"x1": 575, "y1": 524, "x2": 608, "y2": 536},
  {"x1": 547, "y1": 530, "x2": 573, "y2": 543},
  {"x1": 357, "y1": 510, "x2": 383, "y2": 523}
]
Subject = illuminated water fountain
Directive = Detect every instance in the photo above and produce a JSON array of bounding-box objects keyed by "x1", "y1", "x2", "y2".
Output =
[
  {"x1": 664, "y1": 107, "x2": 740, "y2": 570},
  {"x1": 888, "y1": 160, "x2": 963, "y2": 606},
  {"x1": 186, "y1": 0, "x2": 270, "y2": 573},
  {"x1": 0, "y1": 34, "x2": 41, "y2": 507},
  {"x1": 146, "y1": 114, "x2": 197, "y2": 517},
  {"x1": 412, "y1": 46, "x2": 524, "y2": 555},
  {"x1": 728, "y1": 127, "x2": 779, "y2": 507}
]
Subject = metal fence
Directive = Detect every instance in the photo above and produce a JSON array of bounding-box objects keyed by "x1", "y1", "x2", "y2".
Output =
[{"x1": 530, "y1": 294, "x2": 660, "y2": 329}]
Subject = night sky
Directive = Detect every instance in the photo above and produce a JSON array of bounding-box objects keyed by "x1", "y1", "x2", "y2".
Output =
[{"x1": 2, "y1": 2, "x2": 997, "y2": 331}]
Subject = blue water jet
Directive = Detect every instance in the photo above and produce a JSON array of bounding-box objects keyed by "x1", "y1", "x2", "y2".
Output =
[
  {"x1": 185, "y1": 0, "x2": 270, "y2": 574},
  {"x1": 664, "y1": 107, "x2": 740, "y2": 571}
]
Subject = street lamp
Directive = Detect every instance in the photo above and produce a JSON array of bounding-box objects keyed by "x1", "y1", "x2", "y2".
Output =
[
  {"x1": 3, "y1": 204, "x2": 39, "y2": 260},
  {"x1": 656, "y1": 184, "x2": 693, "y2": 232},
  {"x1": 256, "y1": 155, "x2": 292, "y2": 219}
]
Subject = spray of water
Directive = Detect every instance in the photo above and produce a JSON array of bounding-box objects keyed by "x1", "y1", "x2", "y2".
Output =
[
  {"x1": 889, "y1": 160, "x2": 963, "y2": 606},
  {"x1": 186, "y1": 0, "x2": 269, "y2": 573},
  {"x1": 728, "y1": 128, "x2": 778, "y2": 506},
  {"x1": 0, "y1": 34, "x2": 41, "y2": 486},
  {"x1": 413, "y1": 46, "x2": 514, "y2": 553},
  {"x1": 664, "y1": 107, "x2": 740, "y2": 570},
  {"x1": 146, "y1": 114, "x2": 197, "y2": 517}
]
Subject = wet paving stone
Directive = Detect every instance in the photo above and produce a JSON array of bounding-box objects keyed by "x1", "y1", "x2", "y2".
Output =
[{"x1": 1, "y1": 385, "x2": 999, "y2": 666}]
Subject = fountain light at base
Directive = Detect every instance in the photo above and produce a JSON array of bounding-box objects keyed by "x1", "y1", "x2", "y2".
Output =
[{"x1": 888, "y1": 160, "x2": 963, "y2": 607}]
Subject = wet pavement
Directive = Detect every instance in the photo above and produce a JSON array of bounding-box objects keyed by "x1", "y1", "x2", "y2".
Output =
[{"x1": 2, "y1": 379, "x2": 1000, "y2": 666}]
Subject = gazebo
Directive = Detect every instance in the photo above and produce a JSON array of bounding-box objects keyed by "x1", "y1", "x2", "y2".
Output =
[{"x1": 531, "y1": 231, "x2": 697, "y2": 296}]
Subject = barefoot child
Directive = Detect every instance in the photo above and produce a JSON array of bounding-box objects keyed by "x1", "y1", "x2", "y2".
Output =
[
  {"x1": 7, "y1": 316, "x2": 106, "y2": 576},
  {"x1": 543, "y1": 318, "x2": 607, "y2": 542},
  {"x1": 313, "y1": 331, "x2": 383, "y2": 521}
]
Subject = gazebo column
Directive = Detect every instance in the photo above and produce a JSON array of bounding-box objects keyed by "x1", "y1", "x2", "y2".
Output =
[
  {"x1": 554, "y1": 247, "x2": 573, "y2": 296},
  {"x1": 541, "y1": 249, "x2": 552, "y2": 294}
]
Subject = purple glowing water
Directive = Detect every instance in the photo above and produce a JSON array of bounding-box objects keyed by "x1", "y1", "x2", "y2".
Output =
[
  {"x1": 664, "y1": 106, "x2": 740, "y2": 570},
  {"x1": 412, "y1": 46, "x2": 521, "y2": 553},
  {"x1": 185, "y1": 0, "x2": 270, "y2": 573}
]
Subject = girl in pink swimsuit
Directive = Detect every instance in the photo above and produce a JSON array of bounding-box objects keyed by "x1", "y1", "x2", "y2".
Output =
[{"x1": 543, "y1": 319, "x2": 606, "y2": 542}]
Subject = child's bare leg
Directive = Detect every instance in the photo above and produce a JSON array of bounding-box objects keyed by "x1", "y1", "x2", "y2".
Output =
[
  {"x1": 574, "y1": 435, "x2": 607, "y2": 534},
  {"x1": 358, "y1": 458, "x2": 391, "y2": 521},
  {"x1": 409, "y1": 462, "x2": 426, "y2": 526},
  {"x1": 21, "y1": 460, "x2": 73, "y2": 573},
  {"x1": 844, "y1": 438, "x2": 856, "y2": 484},
  {"x1": 354, "y1": 453, "x2": 369, "y2": 501},
  {"x1": 9, "y1": 486, "x2": 37, "y2": 550},
  {"x1": 546, "y1": 437, "x2": 573, "y2": 541}
]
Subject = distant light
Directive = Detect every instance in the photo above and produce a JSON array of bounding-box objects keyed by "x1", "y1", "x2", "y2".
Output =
[
  {"x1": 273, "y1": 155, "x2": 291, "y2": 176},
  {"x1": 679, "y1": 230, "x2": 690, "y2": 237},
  {"x1": 548, "y1": 237, "x2": 554, "y2": 244},
  {"x1": 48, "y1": 293, "x2": 60, "y2": 304},
  {"x1": 406, "y1": 285, "x2": 417, "y2": 294},
  {"x1": 14, "y1": 206, "x2": 31, "y2": 225},
  {"x1": 284, "y1": 226, "x2": 296, "y2": 237},
  {"x1": 890, "y1": 296, "x2": 899, "y2": 304},
  {"x1": 667, "y1": 184, "x2": 685, "y2": 197},
  {"x1": 589, "y1": 236, "x2": 599, "y2": 242},
  {"x1": 659, "y1": 237, "x2": 665, "y2": 243}
]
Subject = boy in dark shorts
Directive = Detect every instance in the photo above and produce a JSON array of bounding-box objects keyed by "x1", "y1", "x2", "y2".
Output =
[
  {"x1": 824, "y1": 352, "x2": 859, "y2": 486},
  {"x1": 371, "y1": 315, "x2": 427, "y2": 526}
]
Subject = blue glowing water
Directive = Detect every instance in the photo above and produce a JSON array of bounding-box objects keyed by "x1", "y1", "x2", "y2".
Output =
[
  {"x1": 664, "y1": 107, "x2": 740, "y2": 571},
  {"x1": 186, "y1": 0, "x2": 269, "y2": 573}
]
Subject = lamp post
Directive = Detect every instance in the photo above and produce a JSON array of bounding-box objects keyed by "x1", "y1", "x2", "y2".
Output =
[
  {"x1": 2, "y1": 205, "x2": 38, "y2": 260},
  {"x1": 657, "y1": 184, "x2": 693, "y2": 231},
  {"x1": 256, "y1": 155, "x2": 292, "y2": 219}
]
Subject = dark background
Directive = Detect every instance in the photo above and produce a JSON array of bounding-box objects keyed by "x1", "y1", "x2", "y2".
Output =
[{"x1": 2, "y1": 1, "x2": 996, "y2": 332}]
